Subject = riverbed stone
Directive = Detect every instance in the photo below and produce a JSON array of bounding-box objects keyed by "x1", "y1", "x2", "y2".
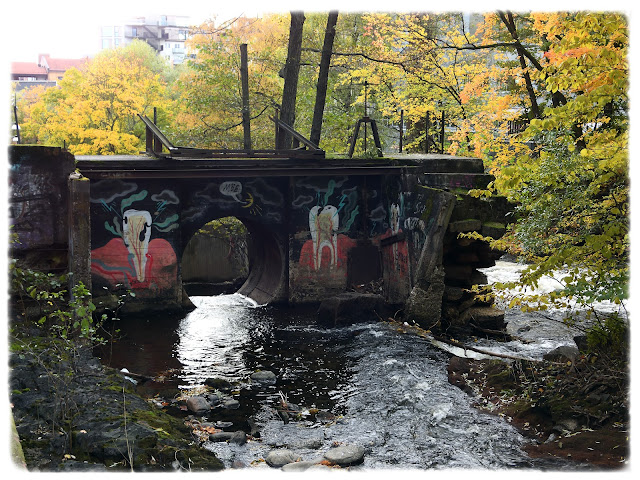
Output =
[
  {"x1": 323, "y1": 444, "x2": 365, "y2": 466},
  {"x1": 281, "y1": 459, "x2": 321, "y2": 471},
  {"x1": 543, "y1": 345, "x2": 579, "y2": 363},
  {"x1": 265, "y1": 449, "x2": 300, "y2": 467},
  {"x1": 222, "y1": 398, "x2": 240, "y2": 409},
  {"x1": 209, "y1": 432, "x2": 234, "y2": 442},
  {"x1": 204, "y1": 377, "x2": 233, "y2": 391},
  {"x1": 229, "y1": 430, "x2": 247, "y2": 445},
  {"x1": 186, "y1": 396, "x2": 211, "y2": 415},
  {"x1": 317, "y1": 292, "x2": 387, "y2": 327},
  {"x1": 250, "y1": 370, "x2": 277, "y2": 384}
]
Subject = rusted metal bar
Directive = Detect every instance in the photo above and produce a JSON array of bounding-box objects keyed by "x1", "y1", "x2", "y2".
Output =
[
  {"x1": 268, "y1": 116, "x2": 322, "y2": 152},
  {"x1": 153, "y1": 107, "x2": 162, "y2": 154},
  {"x1": 138, "y1": 114, "x2": 175, "y2": 153}
]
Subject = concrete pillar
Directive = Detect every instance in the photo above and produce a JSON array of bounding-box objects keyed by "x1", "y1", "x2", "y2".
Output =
[
  {"x1": 67, "y1": 173, "x2": 91, "y2": 292},
  {"x1": 404, "y1": 188, "x2": 456, "y2": 329}
]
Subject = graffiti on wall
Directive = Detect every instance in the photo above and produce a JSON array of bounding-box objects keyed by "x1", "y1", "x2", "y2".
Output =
[
  {"x1": 379, "y1": 198, "x2": 409, "y2": 275},
  {"x1": 182, "y1": 178, "x2": 283, "y2": 227},
  {"x1": 294, "y1": 178, "x2": 360, "y2": 272},
  {"x1": 90, "y1": 180, "x2": 179, "y2": 290}
]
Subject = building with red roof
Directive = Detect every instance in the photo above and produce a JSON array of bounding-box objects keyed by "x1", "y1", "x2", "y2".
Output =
[{"x1": 10, "y1": 54, "x2": 88, "y2": 91}]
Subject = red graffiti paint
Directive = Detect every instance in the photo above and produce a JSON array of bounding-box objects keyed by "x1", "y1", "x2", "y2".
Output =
[
  {"x1": 91, "y1": 238, "x2": 177, "y2": 291},
  {"x1": 298, "y1": 234, "x2": 356, "y2": 274}
]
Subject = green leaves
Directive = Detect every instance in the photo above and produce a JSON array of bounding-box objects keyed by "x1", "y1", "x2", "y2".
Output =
[{"x1": 487, "y1": 13, "x2": 629, "y2": 315}]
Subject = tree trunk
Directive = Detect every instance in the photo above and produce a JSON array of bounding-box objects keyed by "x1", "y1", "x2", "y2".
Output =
[
  {"x1": 240, "y1": 43, "x2": 251, "y2": 150},
  {"x1": 498, "y1": 11, "x2": 541, "y2": 119},
  {"x1": 278, "y1": 11, "x2": 305, "y2": 150},
  {"x1": 310, "y1": 10, "x2": 338, "y2": 147}
]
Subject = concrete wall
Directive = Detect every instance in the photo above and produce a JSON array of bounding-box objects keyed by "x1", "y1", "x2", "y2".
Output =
[
  {"x1": 181, "y1": 233, "x2": 248, "y2": 283},
  {"x1": 8, "y1": 146, "x2": 75, "y2": 271}
]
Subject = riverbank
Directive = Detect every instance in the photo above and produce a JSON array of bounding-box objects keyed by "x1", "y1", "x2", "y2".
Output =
[
  {"x1": 446, "y1": 339, "x2": 629, "y2": 468},
  {"x1": 9, "y1": 336, "x2": 224, "y2": 471},
  {"x1": 9, "y1": 308, "x2": 630, "y2": 471}
]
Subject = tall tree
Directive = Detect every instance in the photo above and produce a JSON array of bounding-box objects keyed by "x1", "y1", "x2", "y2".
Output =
[
  {"x1": 490, "y1": 12, "x2": 629, "y2": 312},
  {"x1": 277, "y1": 11, "x2": 305, "y2": 149},
  {"x1": 24, "y1": 40, "x2": 167, "y2": 154},
  {"x1": 173, "y1": 15, "x2": 287, "y2": 149},
  {"x1": 310, "y1": 10, "x2": 339, "y2": 146}
]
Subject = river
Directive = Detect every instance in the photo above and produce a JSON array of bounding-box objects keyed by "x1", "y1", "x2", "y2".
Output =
[{"x1": 100, "y1": 260, "x2": 606, "y2": 470}]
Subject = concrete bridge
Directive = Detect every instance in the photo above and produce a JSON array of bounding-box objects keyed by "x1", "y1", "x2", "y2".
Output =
[{"x1": 10, "y1": 146, "x2": 507, "y2": 322}]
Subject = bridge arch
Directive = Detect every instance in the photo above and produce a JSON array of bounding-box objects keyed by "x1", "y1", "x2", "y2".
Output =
[{"x1": 180, "y1": 215, "x2": 287, "y2": 306}]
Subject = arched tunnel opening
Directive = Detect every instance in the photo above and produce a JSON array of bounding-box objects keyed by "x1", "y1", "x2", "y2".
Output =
[{"x1": 181, "y1": 216, "x2": 286, "y2": 305}]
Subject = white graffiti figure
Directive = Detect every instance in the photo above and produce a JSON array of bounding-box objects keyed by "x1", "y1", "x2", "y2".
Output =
[
  {"x1": 122, "y1": 209, "x2": 152, "y2": 282},
  {"x1": 309, "y1": 205, "x2": 339, "y2": 270},
  {"x1": 390, "y1": 203, "x2": 401, "y2": 235}
]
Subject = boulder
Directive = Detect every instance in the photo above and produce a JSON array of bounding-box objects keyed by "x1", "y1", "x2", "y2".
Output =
[
  {"x1": 204, "y1": 377, "x2": 233, "y2": 391},
  {"x1": 209, "y1": 432, "x2": 234, "y2": 442},
  {"x1": 323, "y1": 444, "x2": 365, "y2": 466},
  {"x1": 250, "y1": 370, "x2": 277, "y2": 385},
  {"x1": 543, "y1": 345, "x2": 579, "y2": 363},
  {"x1": 222, "y1": 399, "x2": 240, "y2": 409},
  {"x1": 229, "y1": 431, "x2": 247, "y2": 445},
  {"x1": 265, "y1": 449, "x2": 300, "y2": 468},
  {"x1": 186, "y1": 396, "x2": 211, "y2": 415},
  {"x1": 317, "y1": 292, "x2": 386, "y2": 327},
  {"x1": 281, "y1": 460, "x2": 321, "y2": 471}
]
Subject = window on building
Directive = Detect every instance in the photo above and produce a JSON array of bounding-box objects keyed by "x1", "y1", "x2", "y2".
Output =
[
  {"x1": 160, "y1": 15, "x2": 167, "y2": 26},
  {"x1": 101, "y1": 26, "x2": 114, "y2": 36},
  {"x1": 132, "y1": 27, "x2": 138, "y2": 37},
  {"x1": 102, "y1": 38, "x2": 112, "y2": 49}
]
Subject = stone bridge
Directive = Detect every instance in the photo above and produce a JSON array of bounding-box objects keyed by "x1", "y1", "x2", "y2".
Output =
[{"x1": 10, "y1": 146, "x2": 509, "y2": 325}]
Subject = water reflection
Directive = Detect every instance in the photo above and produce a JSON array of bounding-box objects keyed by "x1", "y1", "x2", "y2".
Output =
[{"x1": 175, "y1": 294, "x2": 262, "y2": 385}]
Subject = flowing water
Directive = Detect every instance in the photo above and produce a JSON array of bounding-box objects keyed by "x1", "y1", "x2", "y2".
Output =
[{"x1": 99, "y1": 260, "x2": 603, "y2": 470}]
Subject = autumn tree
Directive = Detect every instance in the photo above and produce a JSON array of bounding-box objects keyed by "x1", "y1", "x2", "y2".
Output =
[
  {"x1": 171, "y1": 15, "x2": 288, "y2": 149},
  {"x1": 487, "y1": 12, "x2": 629, "y2": 317},
  {"x1": 23, "y1": 40, "x2": 168, "y2": 154}
]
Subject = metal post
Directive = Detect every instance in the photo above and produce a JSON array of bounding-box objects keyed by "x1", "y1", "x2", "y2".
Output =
[
  {"x1": 399, "y1": 109, "x2": 404, "y2": 153},
  {"x1": 240, "y1": 43, "x2": 251, "y2": 150},
  {"x1": 13, "y1": 94, "x2": 20, "y2": 144},
  {"x1": 153, "y1": 107, "x2": 162, "y2": 154},
  {"x1": 363, "y1": 81, "x2": 368, "y2": 154},
  {"x1": 274, "y1": 107, "x2": 280, "y2": 150}
]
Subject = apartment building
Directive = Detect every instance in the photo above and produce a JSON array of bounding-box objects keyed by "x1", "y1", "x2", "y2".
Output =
[{"x1": 101, "y1": 14, "x2": 193, "y2": 65}]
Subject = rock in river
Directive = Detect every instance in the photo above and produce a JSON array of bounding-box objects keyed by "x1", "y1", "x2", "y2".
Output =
[
  {"x1": 323, "y1": 444, "x2": 365, "y2": 466},
  {"x1": 186, "y1": 396, "x2": 211, "y2": 415},
  {"x1": 250, "y1": 370, "x2": 277, "y2": 385},
  {"x1": 265, "y1": 449, "x2": 300, "y2": 468}
]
